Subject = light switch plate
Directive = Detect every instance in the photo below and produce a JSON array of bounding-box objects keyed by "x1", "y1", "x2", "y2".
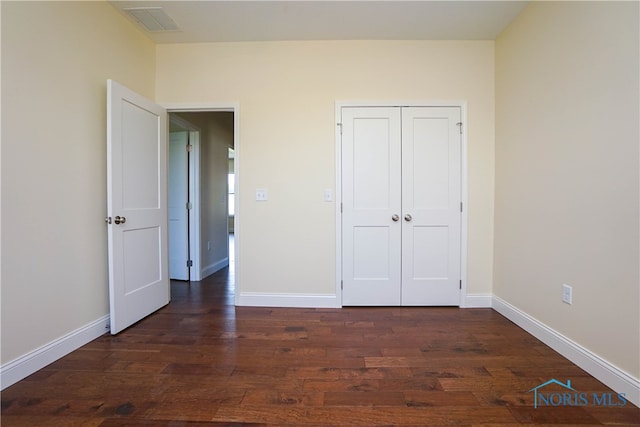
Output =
[
  {"x1": 256, "y1": 188, "x2": 268, "y2": 201},
  {"x1": 324, "y1": 189, "x2": 333, "y2": 202},
  {"x1": 562, "y1": 284, "x2": 572, "y2": 304}
]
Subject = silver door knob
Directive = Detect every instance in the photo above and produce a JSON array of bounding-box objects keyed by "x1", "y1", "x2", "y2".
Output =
[
  {"x1": 392, "y1": 214, "x2": 400, "y2": 222},
  {"x1": 114, "y1": 216, "x2": 126, "y2": 225},
  {"x1": 404, "y1": 214, "x2": 412, "y2": 222}
]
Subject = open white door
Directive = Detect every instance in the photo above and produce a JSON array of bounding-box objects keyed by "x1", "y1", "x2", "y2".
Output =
[
  {"x1": 168, "y1": 131, "x2": 189, "y2": 281},
  {"x1": 107, "y1": 80, "x2": 169, "y2": 334}
]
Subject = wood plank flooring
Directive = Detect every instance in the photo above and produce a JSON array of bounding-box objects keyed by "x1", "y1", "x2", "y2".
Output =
[{"x1": 2, "y1": 268, "x2": 639, "y2": 425}]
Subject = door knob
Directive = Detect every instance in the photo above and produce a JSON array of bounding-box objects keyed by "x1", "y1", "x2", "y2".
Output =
[
  {"x1": 404, "y1": 214, "x2": 412, "y2": 222},
  {"x1": 392, "y1": 214, "x2": 400, "y2": 222},
  {"x1": 105, "y1": 217, "x2": 112, "y2": 224},
  {"x1": 114, "y1": 216, "x2": 126, "y2": 225}
]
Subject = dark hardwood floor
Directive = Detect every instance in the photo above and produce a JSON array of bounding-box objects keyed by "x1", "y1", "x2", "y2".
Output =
[{"x1": 2, "y1": 267, "x2": 639, "y2": 426}]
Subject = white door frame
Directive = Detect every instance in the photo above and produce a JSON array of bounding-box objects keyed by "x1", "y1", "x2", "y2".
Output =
[
  {"x1": 165, "y1": 103, "x2": 241, "y2": 304},
  {"x1": 335, "y1": 101, "x2": 469, "y2": 307},
  {"x1": 169, "y1": 114, "x2": 201, "y2": 281}
]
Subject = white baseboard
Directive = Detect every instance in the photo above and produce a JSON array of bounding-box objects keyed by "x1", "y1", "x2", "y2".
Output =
[
  {"x1": 0, "y1": 314, "x2": 109, "y2": 390},
  {"x1": 201, "y1": 257, "x2": 229, "y2": 279},
  {"x1": 492, "y1": 296, "x2": 640, "y2": 408},
  {"x1": 237, "y1": 292, "x2": 339, "y2": 308},
  {"x1": 461, "y1": 293, "x2": 492, "y2": 308}
]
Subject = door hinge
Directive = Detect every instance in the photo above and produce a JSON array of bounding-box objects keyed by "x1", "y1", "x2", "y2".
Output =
[
  {"x1": 187, "y1": 260, "x2": 193, "y2": 267},
  {"x1": 186, "y1": 144, "x2": 193, "y2": 152},
  {"x1": 457, "y1": 122, "x2": 463, "y2": 134},
  {"x1": 186, "y1": 202, "x2": 192, "y2": 210},
  {"x1": 340, "y1": 202, "x2": 343, "y2": 213},
  {"x1": 460, "y1": 202, "x2": 463, "y2": 213},
  {"x1": 459, "y1": 280, "x2": 462, "y2": 289},
  {"x1": 341, "y1": 280, "x2": 343, "y2": 290},
  {"x1": 337, "y1": 123, "x2": 343, "y2": 135}
]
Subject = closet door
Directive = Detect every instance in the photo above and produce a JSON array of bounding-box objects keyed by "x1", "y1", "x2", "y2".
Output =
[
  {"x1": 401, "y1": 107, "x2": 461, "y2": 305},
  {"x1": 341, "y1": 107, "x2": 402, "y2": 305},
  {"x1": 341, "y1": 106, "x2": 461, "y2": 306}
]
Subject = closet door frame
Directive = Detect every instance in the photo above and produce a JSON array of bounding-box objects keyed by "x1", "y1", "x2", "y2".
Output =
[{"x1": 334, "y1": 101, "x2": 469, "y2": 307}]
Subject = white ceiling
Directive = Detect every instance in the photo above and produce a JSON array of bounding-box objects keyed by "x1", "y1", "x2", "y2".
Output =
[{"x1": 109, "y1": 1, "x2": 529, "y2": 44}]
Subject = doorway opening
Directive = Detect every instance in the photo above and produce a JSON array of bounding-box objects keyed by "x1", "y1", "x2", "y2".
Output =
[
  {"x1": 167, "y1": 109, "x2": 238, "y2": 300},
  {"x1": 168, "y1": 115, "x2": 199, "y2": 282}
]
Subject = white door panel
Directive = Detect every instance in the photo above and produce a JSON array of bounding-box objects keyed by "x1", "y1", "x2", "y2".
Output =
[
  {"x1": 123, "y1": 227, "x2": 162, "y2": 294},
  {"x1": 353, "y1": 226, "x2": 392, "y2": 279},
  {"x1": 352, "y1": 117, "x2": 396, "y2": 210},
  {"x1": 107, "y1": 79, "x2": 169, "y2": 334},
  {"x1": 410, "y1": 118, "x2": 450, "y2": 210},
  {"x1": 121, "y1": 101, "x2": 161, "y2": 209},
  {"x1": 411, "y1": 226, "x2": 449, "y2": 279},
  {"x1": 342, "y1": 108, "x2": 401, "y2": 306}
]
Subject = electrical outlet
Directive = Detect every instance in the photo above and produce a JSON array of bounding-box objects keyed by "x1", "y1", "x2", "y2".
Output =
[{"x1": 562, "y1": 284, "x2": 572, "y2": 305}]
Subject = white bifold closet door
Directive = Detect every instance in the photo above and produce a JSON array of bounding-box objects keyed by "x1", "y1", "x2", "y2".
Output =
[{"x1": 341, "y1": 106, "x2": 461, "y2": 306}]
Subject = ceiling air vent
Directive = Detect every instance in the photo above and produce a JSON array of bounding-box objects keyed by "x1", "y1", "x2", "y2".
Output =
[{"x1": 124, "y1": 7, "x2": 180, "y2": 32}]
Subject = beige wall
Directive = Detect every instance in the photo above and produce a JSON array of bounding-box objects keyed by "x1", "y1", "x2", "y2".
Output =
[
  {"x1": 1, "y1": 1, "x2": 155, "y2": 363},
  {"x1": 495, "y1": 1, "x2": 639, "y2": 377},
  {"x1": 156, "y1": 40, "x2": 496, "y2": 297}
]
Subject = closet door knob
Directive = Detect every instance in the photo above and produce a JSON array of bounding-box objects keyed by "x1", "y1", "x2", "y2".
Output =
[
  {"x1": 404, "y1": 214, "x2": 412, "y2": 222},
  {"x1": 392, "y1": 214, "x2": 400, "y2": 222}
]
